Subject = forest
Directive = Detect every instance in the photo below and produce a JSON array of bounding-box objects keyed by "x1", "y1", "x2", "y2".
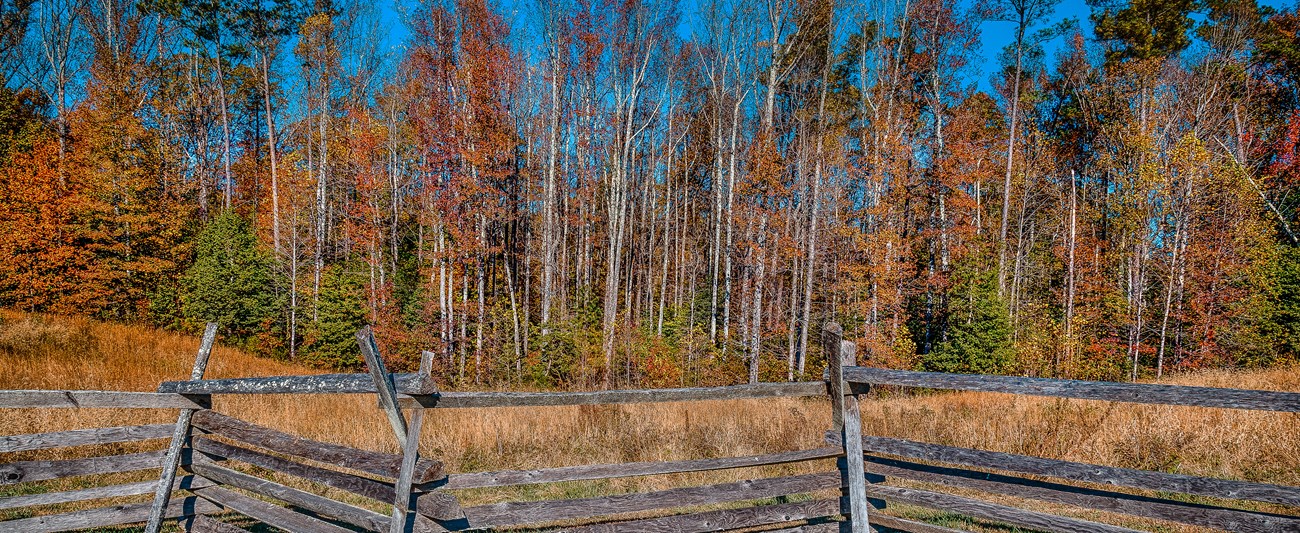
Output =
[{"x1": 1, "y1": 0, "x2": 1299, "y2": 388}]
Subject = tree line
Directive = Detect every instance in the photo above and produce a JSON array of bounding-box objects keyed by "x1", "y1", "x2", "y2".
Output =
[{"x1": 2, "y1": 0, "x2": 1299, "y2": 388}]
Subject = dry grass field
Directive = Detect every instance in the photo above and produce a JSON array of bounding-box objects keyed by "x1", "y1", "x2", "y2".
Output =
[{"x1": 2, "y1": 310, "x2": 1298, "y2": 531}]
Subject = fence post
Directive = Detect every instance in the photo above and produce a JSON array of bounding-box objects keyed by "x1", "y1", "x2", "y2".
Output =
[
  {"x1": 357, "y1": 327, "x2": 430, "y2": 533},
  {"x1": 145, "y1": 322, "x2": 218, "y2": 533},
  {"x1": 825, "y1": 322, "x2": 869, "y2": 533}
]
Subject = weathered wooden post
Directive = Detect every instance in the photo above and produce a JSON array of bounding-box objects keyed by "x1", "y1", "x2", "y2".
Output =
[
  {"x1": 357, "y1": 327, "x2": 431, "y2": 533},
  {"x1": 824, "y1": 322, "x2": 869, "y2": 533},
  {"x1": 145, "y1": 322, "x2": 218, "y2": 533}
]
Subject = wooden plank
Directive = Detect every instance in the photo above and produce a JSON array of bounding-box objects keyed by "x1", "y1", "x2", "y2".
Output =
[
  {"x1": 826, "y1": 322, "x2": 869, "y2": 533},
  {"x1": 191, "y1": 437, "x2": 464, "y2": 521},
  {"x1": 442, "y1": 446, "x2": 842, "y2": 490},
  {"x1": 185, "y1": 514, "x2": 250, "y2": 533},
  {"x1": 842, "y1": 367, "x2": 1300, "y2": 412},
  {"x1": 158, "y1": 372, "x2": 437, "y2": 396},
  {"x1": 191, "y1": 410, "x2": 443, "y2": 483},
  {"x1": 564, "y1": 498, "x2": 841, "y2": 533},
  {"x1": 862, "y1": 454, "x2": 1300, "y2": 532},
  {"x1": 190, "y1": 485, "x2": 354, "y2": 533},
  {"x1": 188, "y1": 458, "x2": 428, "y2": 533},
  {"x1": 0, "y1": 424, "x2": 174, "y2": 453},
  {"x1": 868, "y1": 484, "x2": 1144, "y2": 533},
  {"x1": 849, "y1": 435, "x2": 1300, "y2": 507},
  {"x1": 147, "y1": 322, "x2": 218, "y2": 533},
  {"x1": 357, "y1": 326, "x2": 411, "y2": 443},
  {"x1": 0, "y1": 390, "x2": 210, "y2": 409},
  {"x1": 384, "y1": 349, "x2": 434, "y2": 533},
  {"x1": 735, "y1": 514, "x2": 968, "y2": 533},
  {"x1": 0, "y1": 495, "x2": 220, "y2": 533},
  {"x1": 398, "y1": 381, "x2": 828, "y2": 409},
  {"x1": 0, "y1": 475, "x2": 212, "y2": 510},
  {"x1": 868, "y1": 514, "x2": 971, "y2": 533},
  {"x1": 462, "y1": 471, "x2": 842, "y2": 528},
  {"x1": 0, "y1": 450, "x2": 166, "y2": 485}
]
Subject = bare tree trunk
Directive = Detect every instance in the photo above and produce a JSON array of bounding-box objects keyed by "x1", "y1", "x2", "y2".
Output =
[{"x1": 262, "y1": 51, "x2": 282, "y2": 255}]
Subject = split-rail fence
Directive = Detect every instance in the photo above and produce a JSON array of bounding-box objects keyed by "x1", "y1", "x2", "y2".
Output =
[{"x1": 1, "y1": 322, "x2": 1298, "y2": 532}]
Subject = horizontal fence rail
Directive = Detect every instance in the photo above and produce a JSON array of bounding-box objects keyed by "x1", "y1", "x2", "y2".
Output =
[
  {"x1": 843, "y1": 367, "x2": 1300, "y2": 412},
  {"x1": 0, "y1": 390, "x2": 210, "y2": 409}
]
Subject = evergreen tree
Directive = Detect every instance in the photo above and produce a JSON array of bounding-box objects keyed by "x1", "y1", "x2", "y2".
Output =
[
  {"x1": 180, "y1": 212, "x2": 282, "y2": 347},
  {"x1": 924, "y1": 261, "x2": 1016, "y2": 374},
  {"x1": 302, "y1": 266, "x2": 366, "y2": 370}
]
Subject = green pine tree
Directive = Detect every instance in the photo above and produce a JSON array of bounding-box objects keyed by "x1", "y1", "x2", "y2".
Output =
[
  {"x1": 302, "y1": 266, "x2": 367, "y2": 370},
  {"x1": 179, "y1": 212, "x2": 282, "y2": 347},
  {"x1": 924, "y1": 262, "x2": 1016, "y2": 374}
]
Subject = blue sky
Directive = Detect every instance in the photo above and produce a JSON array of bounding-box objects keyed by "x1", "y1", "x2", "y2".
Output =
[{"x1": 374, "y1": 0, "x2": 1298, "y2": 94}]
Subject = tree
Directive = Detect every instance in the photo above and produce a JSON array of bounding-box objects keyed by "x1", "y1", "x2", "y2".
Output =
[
  {"x1": 923, "y1": 258, "x2": 1015, "y2": 374},
  {"x1": 1092, "y1": 0, "x2": 1195, "y2": 65},
  {"x1": 303, "y1": 265, "x2": 366, "y2": 369},
  {"x1": 180, "y1": 212, "x2": 282, "y2": 347}
]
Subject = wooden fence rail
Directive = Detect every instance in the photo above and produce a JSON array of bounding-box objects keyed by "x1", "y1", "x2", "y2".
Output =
[{"x1": 3, "y1": 322, "x2": 1298, "y2": 533}]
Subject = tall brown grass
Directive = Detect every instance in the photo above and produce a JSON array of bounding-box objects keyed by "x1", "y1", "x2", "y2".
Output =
[{"x1": 2, "y1": 311, "x2": 1297, "y2": 530}]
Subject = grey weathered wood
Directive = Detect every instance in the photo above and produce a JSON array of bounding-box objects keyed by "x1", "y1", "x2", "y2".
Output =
[
  {"x1": 0, "y1": 495, "x2": 220, "y2": 533},
  {"x1": 396, "y1": 381, "x2": 829, "y2": 409},
  {"x1": 158, "y1": 372, "x2": 437, "y2": 396},
  {"x1": 190, "y1": 485, "x2": 355, "y2": 533},
  {"x1": 188, "y1": 458, "x2": 441, "y2": 533},
  {"x1": 0, "y1": 423, "x2": 174, "y2": 453},
  {"x1": 146, "y1": 322, "x2": 218, "y2": 533},
  {"x1": 826, "y1": 323, "x2": 869, "y2": 533},
  {"x1": 356, "y1": 328, "x2": 425, "y2": 533},
  {"x1": 0, "y1": 475, "x2": 212, "y2": 510},
  {"x1": 867, "y1": 484, "x2": 1144, "y2": 533},
  {"x1": 0, "y1": 390, "x2": 210, "y2": 409},
  {"x1": 859, "y1": 454, "x2": 1300, "y2": 532},
  {"x1": 0, "y1": 449, "x2": 166, "y2": 485},
  {"x1": 462, "y1": 471, "x2": 842, "y2": 528},
  {"x1": 564, "y1": 498, "x2": 842, "y2": 533},
  {"x1": 867, "y1": 514, "x2": 971, "y2": 533},
  {"x1": 191, "y1": 437, "x2": 463, "y2": 521},
  {"x1": 846, "y1": 435, "x2": 1300, "y2": 507},
  {"x1": 441, "y1": 446, "x2": 842, "y2": 490},
  {"x1": 190, "y1": 410, "x2": 443, "y2": 483},
  {"x1": 185, "y1": 514, "x2": 250, "y2": 533},
  {"x1": 387, "y1": 350, "x2": 434, "y2": 533},
  {"x1": 842, "y1": 367, "x2": 1300, "y2": 412},
  {"x1": 358, "y1": 326, "x2": 411, "y2": 444},
  {"x1": 733, "y1": 514, "x2": 968, "y2": 533}
]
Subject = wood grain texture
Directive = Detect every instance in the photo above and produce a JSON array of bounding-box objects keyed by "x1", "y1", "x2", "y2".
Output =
[
  {"x1": 397, "y1": 381, "x2": 828, "y2": 409},
  {"x1": 0, "y1": 391, "x2": 210, "y2": 409},
  {"x1": 848, "y1": 435, "x2": 1300, "y2": 507},
  {"x1": 868, "y1": 484, "x2": 1144, "y2": 533},
  {"x1": 0, "y1": 424, "x2": 174, "y2": 453},
  {"x1": 192, "y1": 437, "x2": 464, "y2": 522},
  {"x1": 191, "y1": 410, "x2": 443, "y2": 483},
  {"x1": 0, "y1": 450, "x2": 165, "y2": 485},
  {"x1": 462, "y1": 471, "x2": 842, "y2": 528},
  {"x1": 185, "y1": 514, "x2": 250, "y2": 533},
  {"x1": 147, "y1": 322, "x2": 218, "y2": 533},
  {"x1": 563, "y1": 498, "x2": 841, "y2": 533},
  {"x1": 0, "y1": 495, "x2": 219, "y2": 533},
  {"x1": 842, "y1": 367, "x2": 1300, "y2": 412},
  {"x1": 826, "y1": 323, "x2": 870, "y2": 533},
  {"x1": 187, "y1": 458, "x2": 431, "y2": 533},
  {"x1": 441, "y1": 446, "x2": 842, "y2": 490},
  {"x1": 764, "y1": 514, "x2": 972, "y2": 533},
  {"x1": 157, "y1": 372, "x2": 436, "y2": 396},
  {"x1": 190, "y1": 485, "x2": 355, "y2": 533},
  {"x1": 862, "y1": 454, "x2": 1300, "y2": 532},
  {"x1": 0, "y1": 475, "x2": 212, "y2": 511}
]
